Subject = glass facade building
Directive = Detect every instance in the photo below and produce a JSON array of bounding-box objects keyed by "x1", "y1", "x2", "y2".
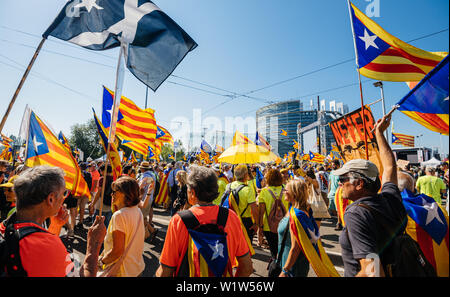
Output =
[{"x1": 256, "y1": 100, "x2": 346, "y2": 157}]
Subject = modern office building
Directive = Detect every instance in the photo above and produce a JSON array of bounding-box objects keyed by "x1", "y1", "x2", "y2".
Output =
[{"x1": 256, "y1": 99, "x2": 348, "y2": 157}]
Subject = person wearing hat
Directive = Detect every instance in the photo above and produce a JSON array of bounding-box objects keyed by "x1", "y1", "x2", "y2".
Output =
[
  {"x1": 0, "y1": 175, "x2": 18, "y2": 218},
  {"x1": 336, "y1": 114, "x2": 407, "y2": 277}
]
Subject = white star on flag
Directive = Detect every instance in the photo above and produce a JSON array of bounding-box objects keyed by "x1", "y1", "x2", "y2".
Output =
[
  {"x1": 359, "y1": 29, "x2": 379, "y2": 50},
  {"x1": 33, "y1": 135, "x2": 43, "y2": 152},
  {"x1": 75, "y1": 0, "x2": 104, "y2": 13},
  {"x1": 208, "y1": 240, "x2": 224, "y2": 260},
  {"x1": 422, "y1": 198, "x2": 445, "y2": 226}
]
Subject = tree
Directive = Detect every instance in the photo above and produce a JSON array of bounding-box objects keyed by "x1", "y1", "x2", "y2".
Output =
[
  {"x1": 69, "y1": 119, "x2": 104, "y2": 161},
  {"x1": 160, "y1": 140, "x2": 186, "y2": 162}
]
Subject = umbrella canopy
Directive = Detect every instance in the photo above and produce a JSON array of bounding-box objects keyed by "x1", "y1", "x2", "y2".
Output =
[{"x1": 218, "y1": 143, "x2": 278, "y2": 164}]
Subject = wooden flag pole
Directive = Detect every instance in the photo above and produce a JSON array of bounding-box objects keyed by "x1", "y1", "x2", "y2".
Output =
[
  {"x1": 98, "y1": 44, "x2": 126, "y2": 215},
  {"x1": 0, "y1": 38, "x2": 46, "y2": 134},
  {"x1": 347, "y1": 1, "x2": 369, "y2": 160}
]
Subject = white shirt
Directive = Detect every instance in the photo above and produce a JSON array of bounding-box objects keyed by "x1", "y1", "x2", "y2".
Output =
[{"x1": 103, "y1": 206, "x2": 145, "y2": 277}]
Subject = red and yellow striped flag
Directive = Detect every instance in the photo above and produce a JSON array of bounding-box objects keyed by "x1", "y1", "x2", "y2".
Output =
[
  {"x1": 154, "y1": 172, "x2": 170, "y2": 205},
  {"x1": 350, "y1": 2, "x2": 447, "y2": 82},
  {"x1": 231, "y1": 131, "x2": 254, "y2": 146},
  {"x1": 24, "y1": 111, "x2": 87, "y2": 194}
]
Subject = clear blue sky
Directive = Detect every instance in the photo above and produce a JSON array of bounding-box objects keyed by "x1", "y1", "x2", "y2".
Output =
[{"x1": 0, "y1": 0, "x2": 448, "y2": 156}]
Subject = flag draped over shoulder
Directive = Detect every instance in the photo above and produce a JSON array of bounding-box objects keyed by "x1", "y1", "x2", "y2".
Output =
[
  {"x1": 289, "y1": 207, "x2": 340, "y2": 277},
  {"x1": 102, "y1": 86, "x2": 157, "y2": 155},
  {"x1": 93, "y1": 110, "x2": 123, "y2": 180},
  {"x1": 349, "y1": 2, "x2": 447, "y2": 82},
  {"x1": 402, "y1": 189, "x2": 449, "y2": 277},
  {"x1": 24, "y1": 111, "x2": 87, "y2": 194},
  {"x1": 43, "y1": 0, "x2": 197, "y2": 91},
  {"x1": 396, "y1": 55, "x2": 449, "y2": 135},
  {"x1": 154, "y1": 172, "x2": 170, "y2": 205},
  {"x1": 391, "y1": 132, "x2": 415, "y2": 147}
]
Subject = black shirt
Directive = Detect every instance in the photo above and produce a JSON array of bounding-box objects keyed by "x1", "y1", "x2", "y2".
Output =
[{"x1": 339, "y1": 182, "x2": 407, "y2": 277}]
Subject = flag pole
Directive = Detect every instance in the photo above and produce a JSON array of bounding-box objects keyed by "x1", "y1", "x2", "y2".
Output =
[
  {"x1": 98, "y1": 43, "x2": 126, "y2": 215},
  {"x1": 0, "y1": 38, "x2": 46, "y2": 134},
  {"x1": 347, "y1": 1, "x2": 369, "y2": 160}
]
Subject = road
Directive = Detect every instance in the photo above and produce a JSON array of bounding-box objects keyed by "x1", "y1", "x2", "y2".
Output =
[{"x1": 68, "y1": 206, "x2": 345, "y2": 277}]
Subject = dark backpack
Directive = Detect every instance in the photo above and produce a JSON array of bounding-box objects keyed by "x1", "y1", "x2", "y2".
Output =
[
  {"x1": 176, "y1": 207, "x2": 232, "y2": 277},
  {"x1": 220, "y1": 184, "x2": 248, "y2": 216},
  {"x1": 358, "y1": 204, "x2": 436, "y2": 277},
  {"x1": 0, "y1": 213, "x2": 46, "y2": 277},
  {"x1": 266, "y1": 189, "x2": 286, "y2": 234}
]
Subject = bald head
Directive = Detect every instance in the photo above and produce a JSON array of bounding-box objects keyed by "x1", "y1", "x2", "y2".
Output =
[{"x1": 397, "y1": 171, "x2": 415, "y2": 193}]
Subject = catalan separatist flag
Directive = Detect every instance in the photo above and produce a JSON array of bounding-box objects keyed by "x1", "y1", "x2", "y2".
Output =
[
  {"x1": 102, "y1": 86, "x2": 157, "y2": 153},
  {"x1": 396, "y1": 55, "x2": 449, "y2": 135},
  {"x1": 93, "y1": 110, "x2": 123, "y2": 180},
  {"x1": 349, "y1": 2, "x2": 447, "y2": 82},
  {"x1": 215, "y1": 145, "x2": 225, "y2": 153},
  {"x1": 293, "y1": 140, "x2": 299, "y2": 150},
  {"x1": 334, "y1": 186, "x2": 352, "y2": 227},
  {"x1": 309, "y1": 151, "x2": 326, "y2": 164},
  {"x1": 231, "y1": 131, "x2": 254, "y2": 146},
  {"x1": 254, "y1": 131, "x2": 271, "y2": 151},
  {"x1": 402, "y1": 189, "x2": 449, "y2": 277},
  {"x1": 130, "y1": 151, "x2": 137, "y2": 163},
  {"x1": 0, "y1": 147, "x2": 12, "y2": 162},
  {"x1": 156, "y1": 125, "x2": 174, "y2": 145},
  {"x1": 24, "y1": 111, "x2": 85, "y2": 194},
  {"x1": 154, "y1": 172, "x2": 170, "y2": 205},
  {"x1": 289, "y1": 207, "x2": 340, "y2": 277},
  {"x1": 1, "y1": 134, "x2": 13, "y2": 146},
  {"x1": 392, "y1": 132, "x2": 415, "y2": 147},
  {"x1": 280, "y1": 129, "x2": 288, "y2": 137}
]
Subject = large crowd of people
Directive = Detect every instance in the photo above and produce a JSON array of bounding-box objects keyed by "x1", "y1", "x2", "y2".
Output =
[{"x1": 0, "y1": 115, "x2": 448, "y2": 277}]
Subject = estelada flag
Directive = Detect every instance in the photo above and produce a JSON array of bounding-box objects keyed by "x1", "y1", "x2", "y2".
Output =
[
  {"x1": 349, "y1": 2, "x2": 447, "y2": 82},
  {"x1": 334, "y1": 186, "x2": 352, "y2": 227},
  {"x1": 392, "y1": 132, "x2": 415, "y2": 147},
  {"x1": 402, "y1": 189, "x2": 449, "y2": 277},
  {"x1": 156, "y1": 125, "x2": 174, "y2": 145},
  {"x1": 231, "y1": 131, "x2": 254, "y2": 146},
  {"x1": 93, "y1": 110, "x2": 123, "y2": 180},
  {"x1": 396, "y1": 55, "x2": 449, "y2": 135},
  {"x1": 154, "y1": 172, "x2": 170, "y2": 205},
  {"x1": 24, "y1": 111, "x2": 89, "y2": 196},
  {"x1": 280, "y1": 129, "x2": 288, "y2": 137},
  {"x1": 289, "y1": 207, "x2": 340, "y2": 277},
  {"x1": 255, "y1": 131, "x2": 271, "y2": 151}
]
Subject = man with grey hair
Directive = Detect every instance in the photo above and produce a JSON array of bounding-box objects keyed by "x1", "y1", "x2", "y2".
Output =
[
  {"x1": 416, "y1": 165, "x2": 446, "y2": 205},
  {"x1": 397, "y1": 171, "x2": 416, "y2": 193},
  {"x1": 0, "y1": 165, "x2": 106, "y2": 277}
]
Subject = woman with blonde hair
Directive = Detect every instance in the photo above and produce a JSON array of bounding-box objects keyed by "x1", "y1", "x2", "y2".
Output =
[{"x1": 172, "y1": 170, "x2": 190, "y2": 214}]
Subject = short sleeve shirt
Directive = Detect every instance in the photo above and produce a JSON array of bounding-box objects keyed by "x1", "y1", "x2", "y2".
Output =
[
  {"x1": 213, "y1": 178, "x2": 228, "y2": 205},
  {"x1": 258, "y1": 186, "x2": 288, "y2": 232},
  {"x1": 416, "y1": 175, "x2": 446, "y2": 204},
  {"x1": 339, "y1": 182, "x2": 407, "y2": 277},
  {"x1": 230, "y1": 181, "x2": 256, "y2": 218},
  {"x1": 159, "y1": 205, "x2": 250, "y2": 270}
]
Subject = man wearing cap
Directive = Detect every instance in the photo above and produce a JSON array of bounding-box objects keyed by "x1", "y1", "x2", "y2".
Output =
[
  {"x1": 0, "y1": 175, "x2": 18, "y2": 218},
  {"x1": 416, "y1": 166, "x2": 446, "y2": 205},
  {"x1": 336, "y1": 114, "x2": 407, "y2": 277}
]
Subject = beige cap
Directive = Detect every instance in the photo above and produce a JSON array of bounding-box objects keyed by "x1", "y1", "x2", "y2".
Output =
[{"x1": 333, "y1": 159, "x2": 379, "y2": 181}]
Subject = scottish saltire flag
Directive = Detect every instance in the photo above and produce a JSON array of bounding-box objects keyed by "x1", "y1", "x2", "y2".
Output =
[
  {"x1": 349, "y1": 2, "x2": 447, "y2": 82},
  {"x1": 289, "y1": 207, "x2": 340, "y2": 277},
  {"x1": 231, "y1": 131, "x2": 254, "y2": 146},
  {"x1": 44, "y1": 0, "x2": 197, "y2": 91},
  {"x1": 392, "y1": 132, "x2": 415, "y2": 147},
  {"x1": 93, "y1": 110, "x2": 123, "y2": 180},
  {"x1": 102, "y1": 86, "x2": 157, "y2": 154},
  {"x1": 24, "y1": 111, "x2": 89, "y2": 195},
  {"x1": 402, "y1": 189, "x2": 449, "y2": 276},
  {"x1": 396, "y1": 55, "x2": 449, "y2": 135},
  {"x1": 254, "y1": 131, "x2": 271, "y2": 151}
]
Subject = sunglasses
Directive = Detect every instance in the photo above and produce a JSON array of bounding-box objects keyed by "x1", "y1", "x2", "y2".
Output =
[{"x1": 338, "y1": 175, "x2": 352, "y2": 184}]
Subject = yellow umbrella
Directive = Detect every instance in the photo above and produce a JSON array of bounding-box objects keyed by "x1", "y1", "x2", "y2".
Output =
[{"x1": 217, "y1": 143, "x2": 278, "y2": 164}]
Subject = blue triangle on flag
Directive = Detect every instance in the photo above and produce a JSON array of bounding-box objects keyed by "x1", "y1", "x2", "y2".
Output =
[{"x1": 26, "y1": 112, "x2": 50, "y2": 158}]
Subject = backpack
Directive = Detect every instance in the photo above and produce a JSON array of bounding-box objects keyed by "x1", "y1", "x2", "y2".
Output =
[
  {"x1": 266, "y1": 188, "x2": 286, "y2": 233},
  {"x1": 358, "y1": 204, "x2": 436, "y2": 277},
  {"x1": 220, "y1": 184, "x2": 248, "y2": 217},
  {"x1": 0, "y1": 213, "x2": 46, "y2": 277},
  {"x1": 176, "y1": 207, "x2": 233, "y2": 277}
]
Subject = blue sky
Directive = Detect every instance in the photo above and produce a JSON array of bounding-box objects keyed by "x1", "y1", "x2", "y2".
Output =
[{"x1": 0, "y1": 0, "x2": 448, "y2": 155}]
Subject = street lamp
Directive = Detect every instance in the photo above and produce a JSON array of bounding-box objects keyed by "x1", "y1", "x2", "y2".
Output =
[{"x1": 373, "y1": 81, "x2": 388, "y2": 140}]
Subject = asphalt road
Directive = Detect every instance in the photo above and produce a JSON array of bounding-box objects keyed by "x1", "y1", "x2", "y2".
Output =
[{"x1": 68, "y1": 205, "x2": 345, "y2": 277}]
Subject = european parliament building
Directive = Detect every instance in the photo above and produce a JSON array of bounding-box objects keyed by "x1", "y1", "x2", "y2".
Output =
[{"x1": 256, "y1": 99, "x2": 349, "y2": 157}]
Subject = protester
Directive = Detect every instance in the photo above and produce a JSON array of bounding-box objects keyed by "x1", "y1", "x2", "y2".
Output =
[
  {"x1": 305, "y1": 168, "x2": 324, "y2": 228},
  {"x1": 277, "y1": 179, "x2": 310, "y2": 277},
  {"x1": 212, "y1": 164, "x2": 228, "y2": 205},
  {"x1": 156, "y1": 165, "x2": 253, "y2": 277},
  {"x1": 98, "y1": 176, "x2": 145, "y2": 277},
  {"x1": 0, "y1": 166, "x2": 106, "y2": 277},
  {"x1": 167, "y1": 161, "x2": 181, "y2": 215},
  {"x1": 89, "y1": 164, "x2": 114, "y2": 229},
  {"x1": 328, "y1": 159, "x2": 343, "y2": 230},
  {"x1": 336, "y1": 114, "x2": 407, "y2": 277},
  {"x1": 257, "y1": 168, "x2": 288, "y2": 259},
  {"x1": 172, "y1": 170, "x2": 189, "y2": 214},
  {"x1": 0, "y1": 160, "x2": 10, "y2": 221},
  {"x1": 137, "y1": 161, "x2": 157, "y2": 241},
  {"x1": 416, "y1": 166, "x2": 447, "y2": 205},
  {"x1": 76, "y1": 162, "x2": 92, "y2": 229},
  {"x1": 0, "y1": 175, "x2": 19, "y2": 218}
]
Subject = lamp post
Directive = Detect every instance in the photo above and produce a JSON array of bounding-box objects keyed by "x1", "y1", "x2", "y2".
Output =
[
  {"x1": 373, "y1": 81, "x2": 388, "y2": 140},
  {"x1": 172, "y1": 121, "x2": 183, "y2": 161}
]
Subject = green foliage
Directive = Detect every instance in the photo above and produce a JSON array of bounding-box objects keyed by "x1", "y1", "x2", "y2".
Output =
[{"x1": 69, "y1": 118, "x2": 103, "y2": 160}]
